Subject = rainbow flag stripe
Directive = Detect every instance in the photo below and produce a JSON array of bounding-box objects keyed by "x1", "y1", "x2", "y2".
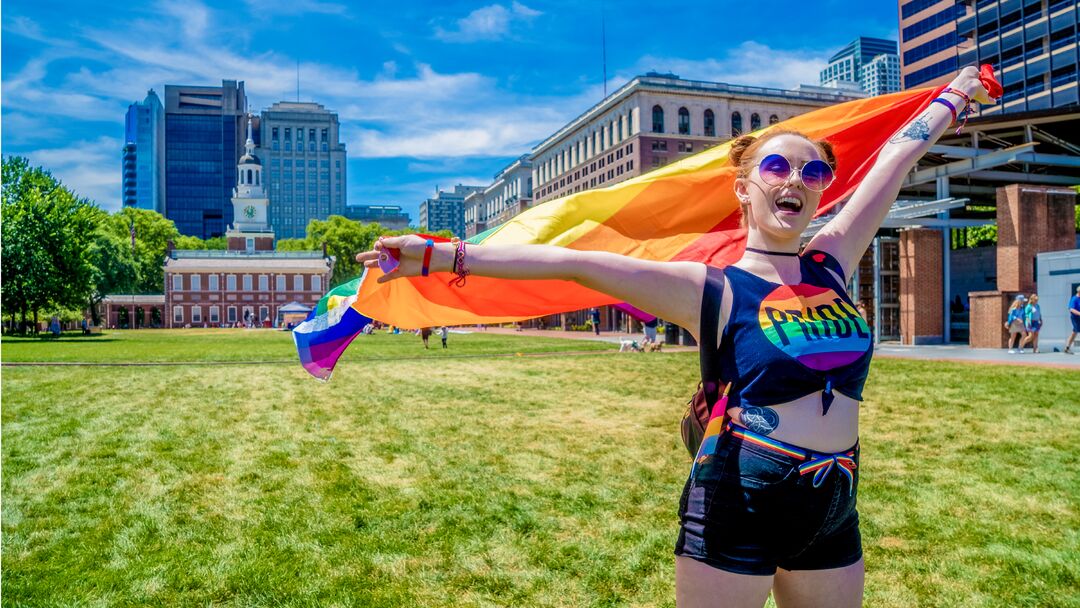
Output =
[
  {"x1": 293, "y1": 276, "x2": 372, "y2": 380},
  {"x1": 295, "y1": 85, "x2": 946, "y2": 379},
  {"x1": 728, "y1": 426, "x2": 808, "y2": 459}
]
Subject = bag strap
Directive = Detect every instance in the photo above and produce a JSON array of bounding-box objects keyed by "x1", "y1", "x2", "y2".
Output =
[{"x1": 698, "y1": 265, "x2": 725, "y2": 408}]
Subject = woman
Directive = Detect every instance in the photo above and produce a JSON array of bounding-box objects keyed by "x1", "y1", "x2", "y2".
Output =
[
  {"x1": 1022, "y1": 294, "x2": 1042, "y2": 353},
  {"x1": 1005, "y1": 295, "x2": 1027, "y2": 354},
  {"x1": 357, "y1": 67, "x2": 991, "y2": 607}
]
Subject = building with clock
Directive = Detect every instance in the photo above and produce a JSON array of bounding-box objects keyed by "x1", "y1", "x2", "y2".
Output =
[{"x1": 163, "y1": 116, "x2": 335, "y2": 328}]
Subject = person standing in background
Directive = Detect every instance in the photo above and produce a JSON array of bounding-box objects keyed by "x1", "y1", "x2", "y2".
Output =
[
  {"x1": 1005, "y1": 295, "x2": 1027, "y2": 354},
  {"x1": 1065, "y1": 285, "x2": 1080, "y2": 354},
  {"x1": 439, "y1": 326, "x2": 449, "y2": 349},
  {"x1": 420, "y1": 327, "x2": 432, "y2": 349},
  {"x1": 643, "y1": 317, "x2": 659, "y2": 345},
  {"x1": 590, "y1": 308, "x2": 601, "y2": 335},
  {"x1": 1021, "y1": 294, "x2": 1042, "y2": 354}
]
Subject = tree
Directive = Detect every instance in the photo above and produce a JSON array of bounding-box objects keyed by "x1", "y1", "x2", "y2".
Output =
[
  {"x1": 86, "y1": 229, "x2": 139, "y2": 325},
  {"x1": 1, "y1": 156, "x2": 99, "y2": 332},
  {"x1": 99, "y1": 207, "x2": 181, "y2": 294}
]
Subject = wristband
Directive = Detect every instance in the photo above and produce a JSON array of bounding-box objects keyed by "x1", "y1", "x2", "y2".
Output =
[
  {"x1": 421, "y1": 239, "x2": 434, "y2": 277},
  {"x1": 449, "y1": 239, "x2": 470, "y2": 288},
  {"x1": 931, "y1": 98, "x2": 957, "y2": 124}
]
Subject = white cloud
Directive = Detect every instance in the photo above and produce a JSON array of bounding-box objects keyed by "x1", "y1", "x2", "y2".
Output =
[
  {"x1": 242, "y1": 0, "x2": 348, "y2": 15},
  {"x1": 626, "y1": 41, "x2": 832, "y2": 90},
  {"x1": 433, "y1": 2, "x2": 541, "y2": 43},
  {"x1": 22, "y1": 137, "x2": 123, "y2": 210}
]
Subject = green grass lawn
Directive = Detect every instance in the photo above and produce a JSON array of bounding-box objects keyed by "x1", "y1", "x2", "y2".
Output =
[
  {"x1": 2, "y1": 331, "x2": 1078, "y2": 607},
  {"x1": 0, "y1": 328, "x2": 615, "y2": 363}
]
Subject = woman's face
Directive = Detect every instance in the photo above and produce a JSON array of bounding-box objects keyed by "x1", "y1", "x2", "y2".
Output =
[{"x1": 735, "y1": 134, "x2": 827, "y2": 240}]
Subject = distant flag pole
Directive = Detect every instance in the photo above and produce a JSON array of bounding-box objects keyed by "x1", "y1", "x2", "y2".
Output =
[{"x1": 601, "y1": 0, "x2": 607, "y2": 97}]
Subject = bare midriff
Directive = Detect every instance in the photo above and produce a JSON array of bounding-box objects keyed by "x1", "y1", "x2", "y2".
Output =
[{"x1": 726, "y1": 392, "x2": 859, "y2": 453}]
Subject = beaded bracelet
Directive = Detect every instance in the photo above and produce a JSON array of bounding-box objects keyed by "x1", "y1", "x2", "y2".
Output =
[
  {"x1": 420, "y1": 239, "x2": 434, "y2": 277},
  {"x1": 941, "y1": 87, "x2": 974, "y2": 135}
]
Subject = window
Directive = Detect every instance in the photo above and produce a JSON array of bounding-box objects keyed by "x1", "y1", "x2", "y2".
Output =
[
  {"x1": 227, "y1": 306, "x2": 237, "y2": 323},
  {"x1": 731, "y1": 112, "x2": 743, "y2": 137},
  {"x1": 210, "y1": 306, "x2": 220, "y2": 323},
  {"x1": 190, "y1": 274, "x2": 201, "y2": 291},
  {"x1": 678, "y1": 107, "x2": 690, "y2": 134},
  {"x1": 321, "y1": 128, "x2": 328, "y2": 142},
  {"x1": 293, "y1": 275, "x2": 304, "y2": 291},
  {"x1": 652, "y1": 105, "x2": 664, "y2": 133},
  {"x1": 272, "y1": 127, "x2": 279, "y2": 140},
  {"x1": 227, "y1": 274, "x2": 237, "y2": 291},
  {"x1": 704, "y1": 109, "x2": 715, "y2": 137},
  {"x1": 296, "y1": 128, "x2": 303, "y2": 141},
  {"x1": 309, "y1": 142, "x2": 315, "y2": 152},
  {"x1": 751, "y1": 113, "x2": 761, "y2": 131},
  {"x1": 246, "y1": 237, "x2": 254, "y2": 253},
  {"x1": 242, "y1": 275, "x2": 253, "y2": 291},
  {"x1": 173, "y1": 306, "x2": 184, "y2": 324},
  {"x1": 259, "y1": 306, "x2": 269, "y2": 322},
  {"x1": 208, "y1": 274, "x2": 219, "y2": 290},
  {"x1": 259, "y1": 275, "x2": 268, "y2": 291},
  {"x1": 172, "y1": 274, "x2": 183, "y2": 291},
  {"x1": 284, "y1": 127, "x2": 291, "y2": 140},
  {"x1": 769, "y1": 114, "x2": 779, "y2": 125},
  {"x1": 192, "y1": 306, "x2": 202, "y2": 324},
  {"x1": 276, "y1": 274, "x2": 286, "y2": 291},
  {"x1": 312, "y1": 275, "x2": 322, "y2": 292},
  {"x1": 309, "y1": 129, "x2": 316, "y2": 141}
]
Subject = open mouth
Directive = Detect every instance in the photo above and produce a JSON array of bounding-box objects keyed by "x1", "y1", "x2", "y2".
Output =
[{"x1": 775, "y1": 195, "x2": 803, "y2": 214}]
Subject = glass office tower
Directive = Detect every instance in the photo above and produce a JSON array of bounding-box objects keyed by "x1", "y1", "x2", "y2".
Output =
[{"x1": 122, "y1": 89, "x2": 165, "y2": 213}]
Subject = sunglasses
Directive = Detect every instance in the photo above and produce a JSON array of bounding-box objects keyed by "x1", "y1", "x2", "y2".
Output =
[{"x1": 756, "y1": 153, "x2": 835, "y2": 192}]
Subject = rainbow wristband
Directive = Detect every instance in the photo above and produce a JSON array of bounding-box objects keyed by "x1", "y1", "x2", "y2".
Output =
[{"x1": 421, "y1": 239, "x2": 434, "y2": 277}]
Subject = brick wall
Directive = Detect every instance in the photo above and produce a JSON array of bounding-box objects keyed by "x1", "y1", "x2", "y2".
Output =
[
  {"x1": 996, "y1": 184, "x2": 1077, "y2": 293},
  {"x1": 900, "y1": 227, "x2": 943, "y2": 344},
  {"x1": 968, "y1": 291, "x2": 1013, "y2": 348}
]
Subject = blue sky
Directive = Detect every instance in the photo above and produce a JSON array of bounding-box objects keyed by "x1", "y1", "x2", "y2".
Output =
[{"x1": 2, "y1": 0, "x2": 898, "y2": 223}]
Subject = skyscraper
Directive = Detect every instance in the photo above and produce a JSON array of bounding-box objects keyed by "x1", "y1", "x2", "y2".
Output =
[
  {"x1": 820, "y1": 37, "x2": 901, "y2": 95},
  {"x1": 122, "y1": 89, "x2": 165, "y2": 213},
  {"x1": 257, "y1": 102, "x2": 348, "y2": 239},
  {"x1": 163, "y1": 80, "x2": 247, "y2": 239}
]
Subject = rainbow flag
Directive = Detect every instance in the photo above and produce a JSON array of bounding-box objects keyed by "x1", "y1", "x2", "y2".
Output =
[
  {"x1": 295, "y1": 85, "x2": 944, "y2": 379},
  {"x1": 293, "y1": 277, "x2": 372, "y2": 380}
]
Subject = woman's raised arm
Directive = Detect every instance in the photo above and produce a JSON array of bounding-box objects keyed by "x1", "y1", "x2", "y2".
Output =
[
  {"x1": 807, "y1": 66, "x2": 992, "y2": 278},
  {"x1": 357, "y1": 236, "x2": 708, "y2": 337}
]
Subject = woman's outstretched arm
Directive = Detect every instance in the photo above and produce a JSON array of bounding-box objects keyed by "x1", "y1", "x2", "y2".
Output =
[
  {"x1": 807, "y1": 66, "x2": 992, "y2": 278},
  {"x1": 356, "y1": 237, "x2": 708, "y2": 336}
]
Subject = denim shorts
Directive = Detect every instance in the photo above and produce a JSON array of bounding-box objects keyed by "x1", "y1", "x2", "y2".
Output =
[{"x1": 674, "y1": 423, "x2": 862, "y2": 576}]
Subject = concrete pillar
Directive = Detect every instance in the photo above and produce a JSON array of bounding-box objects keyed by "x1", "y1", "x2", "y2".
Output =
[
  {"x1": 900, "y1": 227, "x2": 944, "y2": 345},
  {"x1": 996, "y1": 184, "x2": 1077, "y2": 294}
]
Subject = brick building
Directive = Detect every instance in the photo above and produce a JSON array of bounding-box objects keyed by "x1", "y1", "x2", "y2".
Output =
[{"x1": 163, "y1": 116, "x2": 334, "y2": 328}]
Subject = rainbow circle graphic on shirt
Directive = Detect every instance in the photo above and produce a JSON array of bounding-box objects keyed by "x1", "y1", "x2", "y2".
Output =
[{"x1": 758, "y1": 284, "x2": 872, "y2": 370}]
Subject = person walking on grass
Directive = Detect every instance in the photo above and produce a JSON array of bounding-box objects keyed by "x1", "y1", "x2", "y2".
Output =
[
  {"x1": 1021, "y1": 294, "x2": 1042, "y2": 354},
  {"x1": 439, "y1": 326, "x2": 449, "y2": 349},
  {"x1": 590, "y1": 308, "x2": 601, "y2": 335},
  {"x1": 1066, "y1": 285, "x2": 1080, "y2": 354},
  {"x1": 1006, "y1": 295, "x2": 1027, "y2": 354},
  {"x1": 420, "y1": 327, "x2": 432, "y2": 349},
  {"x1": 357, "y1": 67, "x2": 992, "y2": 608}
]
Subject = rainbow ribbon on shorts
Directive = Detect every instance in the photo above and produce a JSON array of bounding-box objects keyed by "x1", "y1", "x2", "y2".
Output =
[{"x1": 799, "y1": 453, "x2": 857, "y2": 494}]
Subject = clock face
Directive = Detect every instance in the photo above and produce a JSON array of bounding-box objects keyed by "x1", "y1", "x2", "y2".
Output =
[{"x1": 243, "y1": 205, "x2": 256, "y2": 219}]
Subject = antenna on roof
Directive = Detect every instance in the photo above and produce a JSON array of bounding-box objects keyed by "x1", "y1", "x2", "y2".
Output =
[{"x1": 601, "y1": 0, "x2": 607, "y2": 98}]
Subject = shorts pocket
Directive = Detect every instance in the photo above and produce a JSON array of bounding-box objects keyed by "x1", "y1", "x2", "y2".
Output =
[{"x1": 724, "y1": 443, "x2": 798, "y2": 488}]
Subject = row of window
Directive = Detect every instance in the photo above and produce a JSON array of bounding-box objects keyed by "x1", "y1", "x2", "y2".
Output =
[
  {"x1": 170, "y1": 273, "x2": 321, "y2": 292},
  {"x1": 271, "y1": 159, "x2": 335, "y2": 168},
  {"x1": 272, "y1": 127, "x2": 329, "y2": 142},
  {"x1": 904, "y1": 31, "x2": 959, "y2": 64},
  {"x1": 902, "y1": 3, "x2": 965, "y2": 41},
  {"x1": 650, "y1": 106, "x2": 778, "y2": 137},
  {"x1": 174, "y1": 304, "x2": 279, "y2": 325},
  {"x1": 536, "y1": 111, "x2": 634, "y2": 184},
  {"x1": 271, "y1": 141, "x2": 329, "y2": 153},
  {"x1": 904, "y1": 55, "x2": 958, "y2": 88}
]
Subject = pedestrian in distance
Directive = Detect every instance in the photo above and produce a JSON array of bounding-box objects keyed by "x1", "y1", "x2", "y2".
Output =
[
  {"x1": 1021, "y1": 293, "x2": 1042, "y2": 354},
  {"x1": 1005, "y1": 295, "x2": 1027, "y2": 353},
  {"x1": 1066, "y1": 285, "x2": 1080, "y2": 354},
  {"x1": 590, "y1": 308, "x2": 601, "y2": 335},
  {"x1": 439, "y1": 326, "x2": 449, "y2": 349},
  {"x1": 356, "y1": 67, "x2": 993, "y2": 608},
  {"x1": 420, "y1": 327, "x2": 432, "y2": 349}
]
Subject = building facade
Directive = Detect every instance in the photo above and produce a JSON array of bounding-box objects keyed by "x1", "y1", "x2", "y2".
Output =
[
  {"x1": 164, "y1": 80, "x2": 248, "y2": 239},
  {"x1": 419, "y1": 185, "x2": 484, "y2": 236},
  {"x1": 163, "y1": 117, "x2": 334, "y2": 328},
  {"x1": 530, "y1": 72, "x2": 863, "y2": 205},
  {"x1": 122, "y1": 89, "x2": 165, "y2": 213},
  {"x1": 820, "y1": 37, "x2": 901, "y2": 95},
  {"x1": 463, "y1": 155, "x2": 533, "y2": 238},
  {"x1": 899, "y1": 0, "x2": 966, "y2": 89},
  {"x1": 956, "y1": 0, "x2": 1078, "y2": 114},
  {"x1": 343, "y1": 204, "x2": 411, "y2": 230},
  {"x1": 257, "y1": 102, "x2": 348, "y2": 239}
]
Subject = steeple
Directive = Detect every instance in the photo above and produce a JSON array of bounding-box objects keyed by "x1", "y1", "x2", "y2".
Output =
[{"x1": 244, "y1": 114, "x2": 255, "y2": 157}]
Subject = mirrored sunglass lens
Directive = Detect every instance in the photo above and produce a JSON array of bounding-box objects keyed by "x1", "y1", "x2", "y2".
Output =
[
  {"x1": 758, "y1": 155, "x2": 790, "y2": 184},
  {"x1": 801, "y1": 160, "x2": 834, "y2": 191}
]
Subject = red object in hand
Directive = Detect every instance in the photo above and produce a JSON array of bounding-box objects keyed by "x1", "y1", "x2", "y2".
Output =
[
  {"x1": 979, "y1": 64, "x2": 1003, "y2": 100},
  {"x1": 378, "y1": 247, "x2": 401, "y2": 274}
]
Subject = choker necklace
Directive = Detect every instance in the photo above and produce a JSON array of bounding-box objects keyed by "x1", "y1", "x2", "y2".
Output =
[{"x1": 745, "y1": 246, "x2": 799, "y2": 257}]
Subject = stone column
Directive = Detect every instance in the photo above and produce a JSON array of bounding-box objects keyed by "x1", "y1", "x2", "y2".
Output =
[{"x1": 900, "y1": 227, "x2": 944, "y2": 345}]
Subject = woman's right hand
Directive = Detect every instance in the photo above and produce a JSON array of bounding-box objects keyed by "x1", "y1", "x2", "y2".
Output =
[{"x1": 355, "y1": 235, "x2": 447, "y2": 284}]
